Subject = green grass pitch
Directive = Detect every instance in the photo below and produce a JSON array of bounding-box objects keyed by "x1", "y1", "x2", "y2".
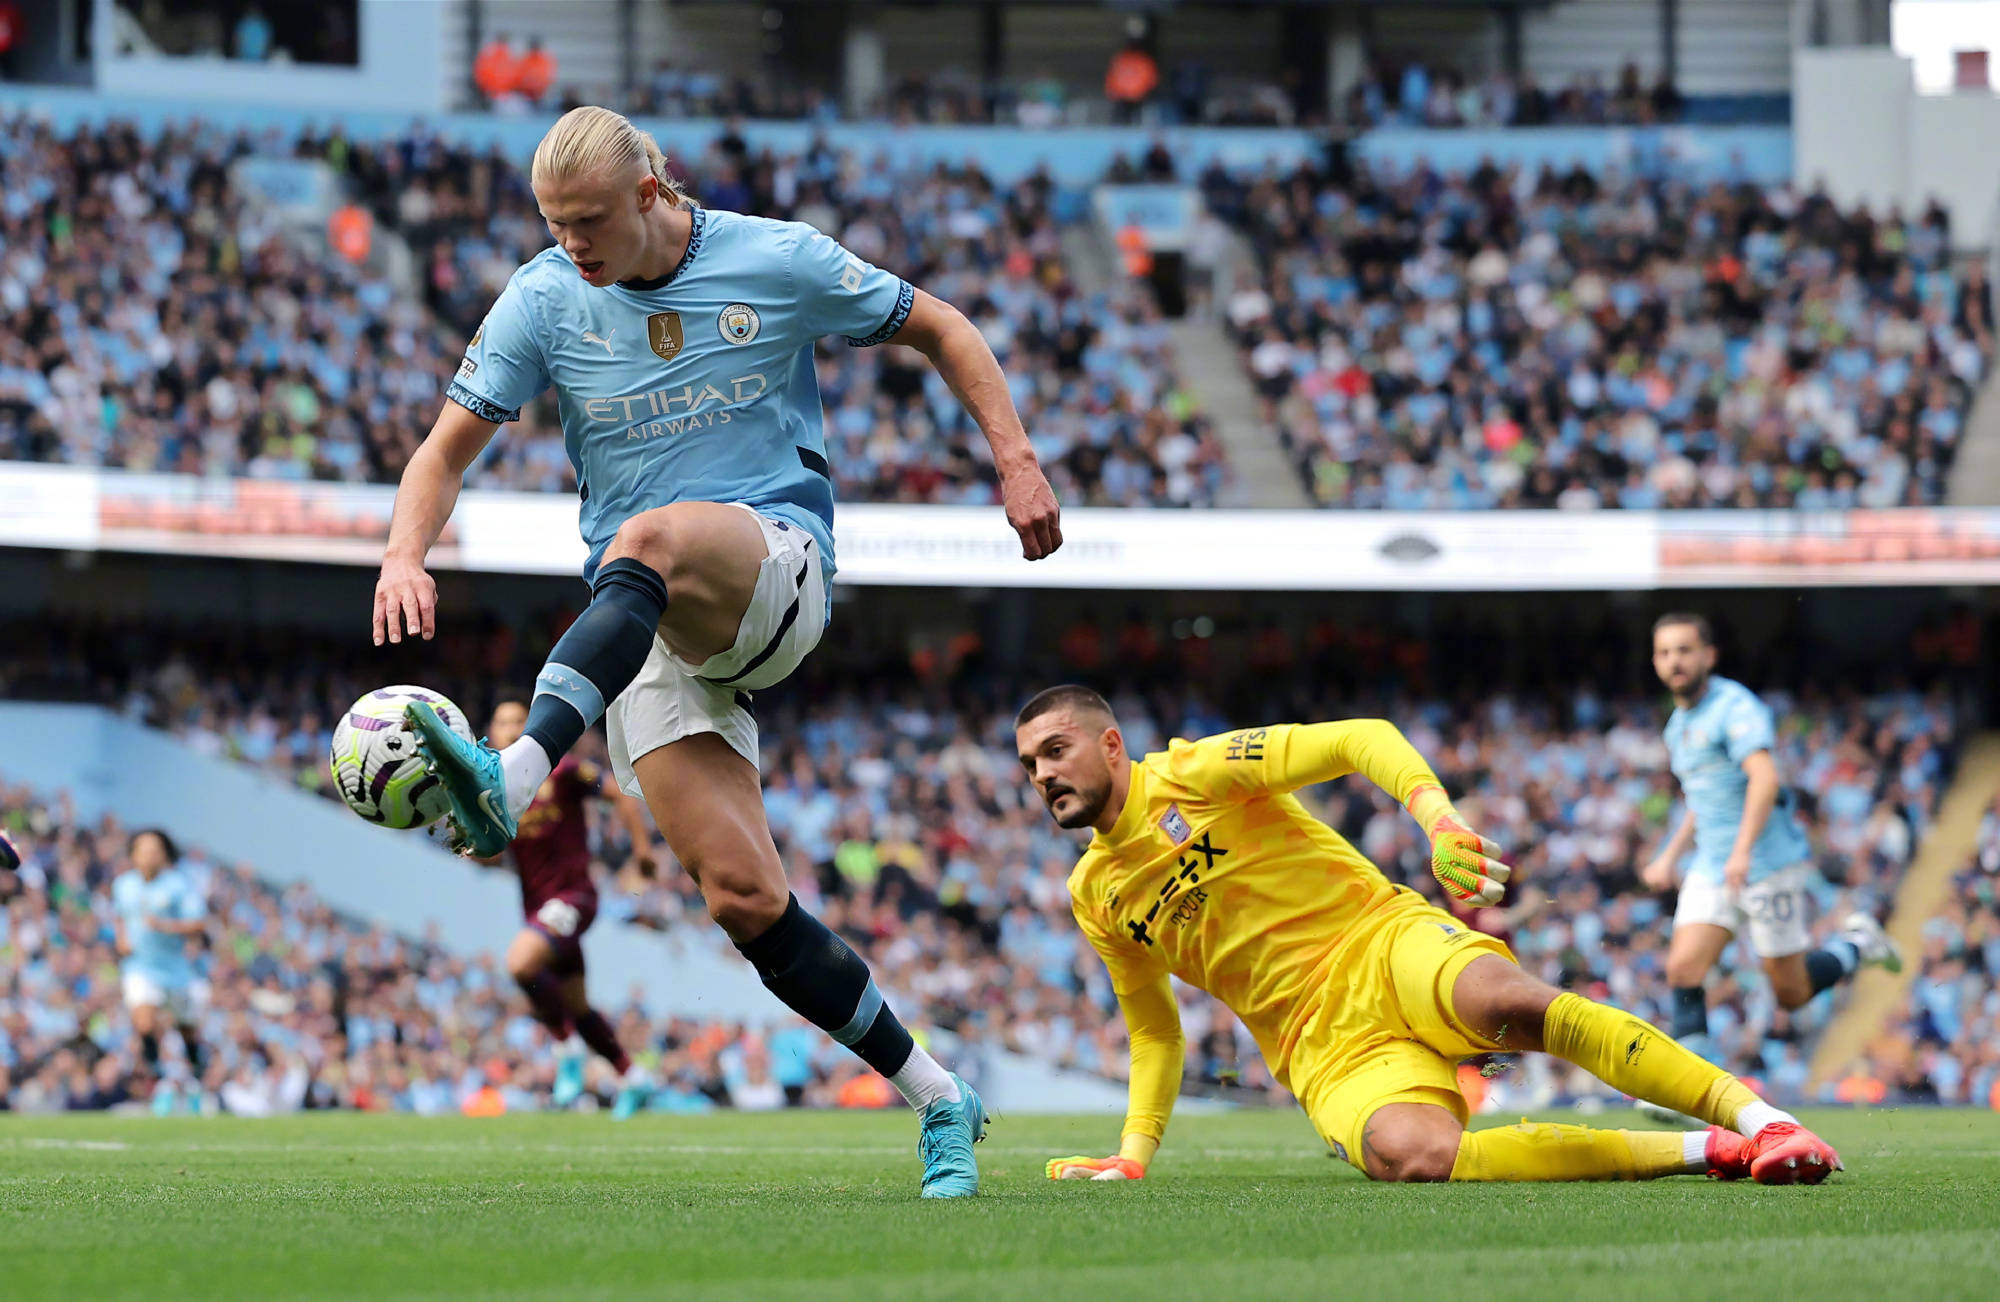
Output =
[{"x1": 6, "y1": 1109, "x2": 1998, "y2": 1301}]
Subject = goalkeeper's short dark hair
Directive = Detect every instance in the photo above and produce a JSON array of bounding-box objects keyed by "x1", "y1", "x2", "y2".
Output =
[
  {"x1": 1652, "y1": 612, "x2": 1714, "y2": 647},
  {"x1": 1016, "y1": 684, "x2": 1116, "y2": 730}
]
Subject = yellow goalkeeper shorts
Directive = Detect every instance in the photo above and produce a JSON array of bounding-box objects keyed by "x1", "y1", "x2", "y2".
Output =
[{"x1": 1290, "y1": 894, "x2": 1515, "y2": 1173}]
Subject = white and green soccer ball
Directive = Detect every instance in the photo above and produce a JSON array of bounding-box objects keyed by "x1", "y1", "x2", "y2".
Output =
[{"x1": 329, "y1": 685, "x2": 473, "y2": 829}]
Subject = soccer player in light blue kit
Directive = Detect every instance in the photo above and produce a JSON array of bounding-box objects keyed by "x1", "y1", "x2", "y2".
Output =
[
  {"x1": 1640, "y1": 614, "x2": 1900, "y2": 1076},
  {"x1": 110, "y1": 828, "x2": 210, "y2": 1081},
  {"x1": 373, "y1": 107, "x2": 1061, "y2": 1196}
]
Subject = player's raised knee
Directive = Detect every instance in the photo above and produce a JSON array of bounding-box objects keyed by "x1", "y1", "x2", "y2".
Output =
[
  {"x1": 1769, "y1": 970, "x2": 1814, "y2": 1010},
  {"x1": 606, "y1": 510, "x2": 677, "y2": 574},
  {"x1": 704, "y1": 877, "x2": 788, "y2": 942}
]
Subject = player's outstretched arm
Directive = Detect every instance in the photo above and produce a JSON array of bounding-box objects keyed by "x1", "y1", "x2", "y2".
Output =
[
  {"x1": 890, "y1": 288, "x2": 1062, "y2": 561},
  {"x1": 373, "y1": 401, "x2": 500, "y2": 646},
  {"x1": 1048, "y1": 974, "x2": 1181, "y2": 1182},
  {"x1": 1201, "y1": 720, "x2": 1511, "y2": 905}
]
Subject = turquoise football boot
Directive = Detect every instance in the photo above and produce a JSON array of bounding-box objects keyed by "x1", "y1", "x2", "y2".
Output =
[
  {"x1": 917, "y1": 1074, "x2": 987, "y2": 1199},
  {"x1": 551, "y1": 1053, "x2": 587, "y2": 1109},
  {"x1": 404, "y1": 702, "x2": 515, "y2": 857},
  {"x1": 611, "y1": 1079, "x2": 647, "y2": 1121}
]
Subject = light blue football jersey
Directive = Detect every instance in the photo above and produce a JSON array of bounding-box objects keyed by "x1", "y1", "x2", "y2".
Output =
[
  {"x1": 111, "y1": 867, "x2": 205, "y2": 987},
  {"x1": 1663, "y1": 674, "x2": 1811, "y2": 885},
  {"x1": 445, "y1": 206, "x2": 915, "y2": 584}
]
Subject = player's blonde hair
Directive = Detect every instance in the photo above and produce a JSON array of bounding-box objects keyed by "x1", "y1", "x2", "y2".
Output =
[{"x1": 530, "y1": 105, "x2": 691, "y2": 207}]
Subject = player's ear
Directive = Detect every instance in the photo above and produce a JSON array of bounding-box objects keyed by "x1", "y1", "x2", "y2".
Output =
[
  {"x1": 635, "y1": 173, "x2": 658, "y2": 213},
  {"x1": 1100, "y1": 724, "x2": 1127, "y2": 765}
]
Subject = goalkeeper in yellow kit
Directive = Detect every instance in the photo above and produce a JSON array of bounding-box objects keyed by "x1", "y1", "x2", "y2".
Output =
[{"x1": 1015, "y1": 685, "x2": 1842, "y2": 1186}]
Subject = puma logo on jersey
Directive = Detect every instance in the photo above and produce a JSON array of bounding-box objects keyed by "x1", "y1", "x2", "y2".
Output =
[{"x1": 581, "y1": 329, "x2": 617, "y2": 355}]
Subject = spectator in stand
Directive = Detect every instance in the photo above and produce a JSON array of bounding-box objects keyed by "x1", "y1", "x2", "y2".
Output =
[
  {"x1": 232, "y1": 5, "x2": 272, "y2": 63},
  {"x1": 473, "y1": 33, "x2": 520, "y2": 108},
  {"x1": 514, "y1": 37, "x2": 558, "y2": 108},
  {"x1": 1104, "y1": 24, "x2": 1159, "y2": 125}
]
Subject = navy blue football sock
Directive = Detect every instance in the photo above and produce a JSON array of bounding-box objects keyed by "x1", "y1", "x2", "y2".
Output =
[
  {"x1": 734, "y1": 894, "x2": 915, "y2": 1078},
  {"x1": 1670, "y1": 986, "x2": 1708, "y2": 1040},
  {"x1": 524, "y1": 557, "x2": 668, "y2": 763},
  {"x1": 1806, "y1": 939, "x2": 1861, "y2": 994}
]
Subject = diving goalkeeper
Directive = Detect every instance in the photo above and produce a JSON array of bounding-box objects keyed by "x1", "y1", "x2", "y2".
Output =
[{"x1": 1015, "y1": 686, "x2": 1841, "y2": 1185}]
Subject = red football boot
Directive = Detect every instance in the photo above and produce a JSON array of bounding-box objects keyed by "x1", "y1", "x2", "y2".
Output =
[
  {"x1": 1741, "y1": 1123, "x2": 1841, "y2": 1184},
  {"x1": 1703, "y1": 1125, "x2": 1751, "y2": 1180}
]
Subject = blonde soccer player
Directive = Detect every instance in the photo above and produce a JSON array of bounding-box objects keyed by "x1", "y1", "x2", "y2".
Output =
[
  {"x1": 1015, "y1": 685, "x2": 1842, "y2": 1185},
  {"x1": 380, "y1": 106, "x2": 1062, "y2": 1196}
]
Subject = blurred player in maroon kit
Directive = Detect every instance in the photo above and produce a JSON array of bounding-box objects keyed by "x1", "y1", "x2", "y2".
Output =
[{"x1": 485, "y1": 700, "x2": 657, "y2": 1115}]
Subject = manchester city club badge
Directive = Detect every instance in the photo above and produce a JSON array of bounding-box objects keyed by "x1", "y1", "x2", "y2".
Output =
[{"x1": 718, "y1": 302, "x2": 761, "y2": 345}]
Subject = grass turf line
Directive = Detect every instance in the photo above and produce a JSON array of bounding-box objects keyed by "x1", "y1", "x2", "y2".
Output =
[{"x1": 4, "y1": 1109, "x2": 1997, "y2": 1302}]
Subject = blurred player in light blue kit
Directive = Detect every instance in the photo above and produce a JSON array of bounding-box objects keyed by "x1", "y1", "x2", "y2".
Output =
[
  {"x1": 374, "y1": 106, "x2": 1062, "y2": 1195},
  {"x1": 1641, "y1": 614, "x2": 1901, "y2": 1085},
  {"x1": 111, "y1": 828, "x2": 209, "y2": 1085}
]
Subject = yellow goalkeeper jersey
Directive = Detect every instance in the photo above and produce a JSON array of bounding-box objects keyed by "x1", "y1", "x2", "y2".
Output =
[{"x1": 1068, "y1": 721, "x2": 1439, "y2": 1083}]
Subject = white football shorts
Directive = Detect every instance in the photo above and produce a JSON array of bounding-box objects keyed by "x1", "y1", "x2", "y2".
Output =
[
  {"x1": 1672, "y1": 861, "x2": 1815, "y2": 959},
  {"x1": 606, "y1": 506, "x2": 827, "y2": 795},
  {"x1": 122, "y1": 971, "x2": 210, "y2": 1020}
]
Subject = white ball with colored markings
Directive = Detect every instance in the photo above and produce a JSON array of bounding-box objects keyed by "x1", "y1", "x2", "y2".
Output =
[{"x1": 329, "y1": 686, "x2": 473, "y2": 829}]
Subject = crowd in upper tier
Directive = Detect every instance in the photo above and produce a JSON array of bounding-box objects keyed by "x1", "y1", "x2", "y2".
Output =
[
  {"x1": 1206, "y1": 151, "x2": 1990, "y2": 509},
  {"x1": 5, "y1": 105, "x2": 1989, "y2": 514},
  {"x1": 0, "y1": 605, "x2": 1968, "y2": 1111},
  {"x1": 0, "y1": 115, "x2": 1224, "y2": 509}
]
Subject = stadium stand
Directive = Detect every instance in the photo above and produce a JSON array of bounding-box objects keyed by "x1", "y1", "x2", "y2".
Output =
[
  {"x1": 1211, "y1": 153, "x2": 1992, "y2": 509},
  {"x1": 0, "y1": 609, "x2": 1960, "y2": 1112},
  {"x1": 1859, "y1": 807, "x2": 2000, "y2": 1108},
  {"x1": 0, "y1": 114, "x2": 1225, "y2": 508},
  {"x1": 0, "y1": 784, "x2": 966, "y2": 1115},
  {"x1": 1339, "y1": 63, "x2": 1686, "y2": 130}
]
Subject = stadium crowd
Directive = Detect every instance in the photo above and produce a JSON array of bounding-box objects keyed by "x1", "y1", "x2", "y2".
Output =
[
  {"x1": 1212, "y1": 152, "x2": 1991, "y2": 508},
  {"x1": 0, "y1": 609, "x2": 1966, "y2": 1112},
  {"x1": 1851, "y1": 801, "x2": 2000, "y2": 1109},
  {"x1": 0, "y1": 785, "x2": 953, "y2": 1115},
  {"x1": 0, "y1": 113, "x2": 1224, "y2": 509},
  {"x1": 1340, "y1": 63, "x2": 1686, "y2": 130}
]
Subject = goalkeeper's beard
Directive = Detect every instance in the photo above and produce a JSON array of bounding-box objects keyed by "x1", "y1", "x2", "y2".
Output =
[{"x1": 1046, "y1": 779, "x2": 1111, "y2": 829}]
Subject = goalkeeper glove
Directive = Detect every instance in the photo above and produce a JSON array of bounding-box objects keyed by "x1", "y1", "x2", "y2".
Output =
[
  {"x1": 1406, "y1": 783, "x2": 1510, "y2": 906},
  {"x1": 1046, "y1": 1155, "x2": 1146, "y2": 1181},
  {"x1": 1429, "y1": 817, "x2": 1510, "y2": 906}
]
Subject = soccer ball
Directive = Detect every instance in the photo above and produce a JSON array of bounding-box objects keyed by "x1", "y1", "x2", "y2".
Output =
[{"x1": 329, "y1": 685, "x2": 473, "y2": 829}]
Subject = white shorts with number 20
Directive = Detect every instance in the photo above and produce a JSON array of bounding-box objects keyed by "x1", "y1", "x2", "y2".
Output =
[
  {"x1": 1672, "y1": 861, "x2": 1815, "y2": 959},
  {"x1": 606, "y1": 506, "x2": 827, "y2": 796}
]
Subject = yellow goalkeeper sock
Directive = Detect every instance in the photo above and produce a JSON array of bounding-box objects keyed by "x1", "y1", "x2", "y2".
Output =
[
  {"x1": 1450, "y1": 1123, "x2": 1695, "y2": 1181},
  {"x1": 1541, "y1": 992, "x2": 1761, "y2": 1129}
]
